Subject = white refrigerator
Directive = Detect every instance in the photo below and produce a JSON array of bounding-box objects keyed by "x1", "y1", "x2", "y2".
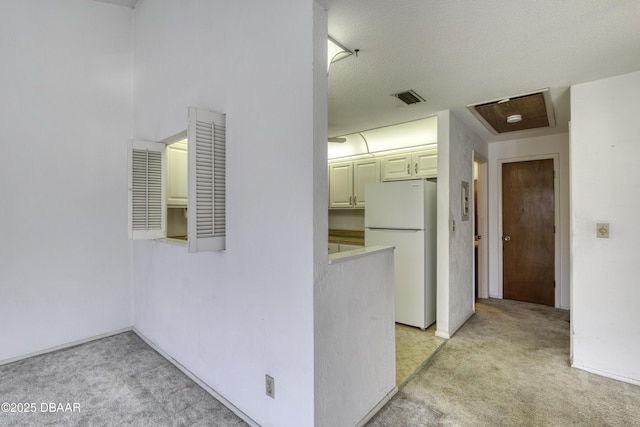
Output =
[{"x1": 365, "y1": 179, "x2": 437, "y2": 329}]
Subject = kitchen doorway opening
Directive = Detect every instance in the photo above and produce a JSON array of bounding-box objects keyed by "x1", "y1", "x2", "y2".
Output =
[
  {"x1": 161, "y1": 130, "x2": 189, "y2": 242},
  {"x1": 474, "y1": 152, "x2": 488, "y2": 305}
]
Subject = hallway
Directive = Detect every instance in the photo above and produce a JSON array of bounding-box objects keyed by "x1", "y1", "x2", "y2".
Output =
[{"x1": 369, "y1": 299, "x2": 640, "y2": 426}]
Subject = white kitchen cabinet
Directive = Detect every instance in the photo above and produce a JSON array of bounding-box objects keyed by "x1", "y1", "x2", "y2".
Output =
[
  {"x1": 413, "y1": 148, "x2": 438, "y2": 178},
  {"x1": 329, "y1": 161, "x2": 353, "y2": 208},
  {"x1": 329, "y1": 158, "x2": 380, "y2": 209},
  {"x1": 381, "y1": 147, "x2": 437, "y2": 181},
  {"x1": 380, "y1": 154, "x2": 412, "y2": 181},
  {"x1": 353, "y1": 158, "x2": 380, "y2": 208},
  {"x1": 167, "y1": 140, "x2": 188, "y2": 207},
  {"x1": 328, "y1": 243, "x2": 340, "y2": 254}
]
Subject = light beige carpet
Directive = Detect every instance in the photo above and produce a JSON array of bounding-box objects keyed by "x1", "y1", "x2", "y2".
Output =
[{"x1": 370, "y1": 299, "x2": 640, "y2": 426}]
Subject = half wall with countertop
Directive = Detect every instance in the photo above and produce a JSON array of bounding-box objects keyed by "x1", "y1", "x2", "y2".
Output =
[{"x1": 316, "y1": 246, "x2": 397, "y2": 426}]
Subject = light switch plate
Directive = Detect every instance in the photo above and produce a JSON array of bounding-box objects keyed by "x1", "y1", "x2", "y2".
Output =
[
  {"x1": 596, "y1": 223, "x2": 609, "y2": 238},
  {"x1": 265, "y1": 374, "x2": 275, "y2": 398}
]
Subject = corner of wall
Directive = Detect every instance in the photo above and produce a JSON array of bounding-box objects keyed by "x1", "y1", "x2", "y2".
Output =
[{"x1": 436, "y1": 110, "x2": 451, "y2": 336}]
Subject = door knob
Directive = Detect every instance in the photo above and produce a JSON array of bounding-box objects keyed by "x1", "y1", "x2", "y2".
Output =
[{"x1": 503, "y1": 235, "x2": 511, "y2": 241}]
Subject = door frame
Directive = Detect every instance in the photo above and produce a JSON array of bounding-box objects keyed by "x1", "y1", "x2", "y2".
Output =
[
  {"x1": 497, "y1": 154, "x2": 561, "y2": 307},
  {"x1": 473, "y1": 152, "x2": 489, "y2": 301}
]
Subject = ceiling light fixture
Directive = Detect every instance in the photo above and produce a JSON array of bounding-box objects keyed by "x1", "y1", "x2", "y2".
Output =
[
  {"x1": 506, "y1": 114, "x2": 522, "y2": 123},
  {"x1": 328, "y1": 36, "x2": 353, "y2": 72},
  {"x1": 328, "y1": 137, "x2": 347, "y2": 143}
]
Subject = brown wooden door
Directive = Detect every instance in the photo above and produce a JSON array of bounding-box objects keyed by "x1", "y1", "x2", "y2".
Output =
[{"x1": 502, "y1": 159, "x2": 554, "y2": 306}]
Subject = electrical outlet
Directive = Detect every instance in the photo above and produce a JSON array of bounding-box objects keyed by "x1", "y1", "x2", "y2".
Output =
[
  {"x1": 596, "y1": 223, "x2": 609, "y2": 238},
  {"x1": 265, "y1": 374, "x2": 275, "y2": 399}
]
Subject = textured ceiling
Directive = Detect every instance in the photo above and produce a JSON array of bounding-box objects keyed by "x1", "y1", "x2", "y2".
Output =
[
  {"x1": 328, "y1": 0, "x2": 640, "y2": 142},
  {"x1": 93, "y1": 0, "x2": 137, "y2": 8}
]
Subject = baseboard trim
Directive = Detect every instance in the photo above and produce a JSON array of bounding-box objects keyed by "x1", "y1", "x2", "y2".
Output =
[
  {"x1": 572, "y1": 363, "x2": 640, "y2": 387},
  {"x1": 435, "y1": 330, "x2": 450, "y2": 339},
  {"x1": 132, "y1": 329, "x2": 259, "y2": 427},
  {"x1": 435, "y1": 310, "x2": 475, "y2": 340},
  {"x1": 355, "y1": 386, "x2": 398, "y2": 427},
  {"x1": 449, "y1": 310, "x2": 475, "y2": 337},
  {"x1": 0, "y1": 327, "x2": 133, "y2": 366}
]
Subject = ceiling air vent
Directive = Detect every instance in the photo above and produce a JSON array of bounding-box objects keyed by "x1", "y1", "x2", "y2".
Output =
[
  {"x1": 467, "y1": 88, "x2": 556, "y2": 134},
  {"x1": 393, "y1": 90, "x2": 425, "y2": 105}
]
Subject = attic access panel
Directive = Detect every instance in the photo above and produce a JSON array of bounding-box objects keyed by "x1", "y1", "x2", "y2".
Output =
[{"x1": 468, "y1": 89, "x2": 556, "y2": 134}]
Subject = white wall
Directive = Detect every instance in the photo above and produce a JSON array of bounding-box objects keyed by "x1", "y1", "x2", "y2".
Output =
[
  {"x1": 131, "y1": 1, "x2": 319, "y2": 425},
  {"x1": 316, "y1": 249, "x2": 396, "y2": 427},
  {"x1": 328, "y1": 210, "x2": 365, "y2": 230},
  {"x1": 0, "y1": 0, "x2": 133, "y2": 362},
  {"x1": 488, "y1": 133, "x2": 570, "y2": 309},
  {"x1": 436, "y1": 111, "x2": 488, "y2": 338},
  {"x1": 570, "y1": 71, "x2": 640, "y2": 385}
]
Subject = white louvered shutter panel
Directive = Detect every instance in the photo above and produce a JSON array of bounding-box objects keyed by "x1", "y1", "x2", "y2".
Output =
[
  {"x1": 128, "y1": 140, "x2": 166, "y2": 239},
  {"x1": 188, "y1": 107, "x2": 226, "y2": 252}
]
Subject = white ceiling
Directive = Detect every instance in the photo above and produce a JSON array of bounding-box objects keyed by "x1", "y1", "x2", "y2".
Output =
[
  {"x1": 327, "y1": 0, "x2": 640, "y2": 142},
  {"x1": 93, "y1": 0, "x2": 137, "y2": 8}
]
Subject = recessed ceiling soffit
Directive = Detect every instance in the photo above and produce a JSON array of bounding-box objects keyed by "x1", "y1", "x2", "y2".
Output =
[{"x1": 467, "y1": 89, "x2": 556, "y2": 135}]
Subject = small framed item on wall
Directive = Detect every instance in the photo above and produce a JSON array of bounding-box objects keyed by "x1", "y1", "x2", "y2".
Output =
[{"x1": 461, "y1": 180, "x2": 470, "y2": 221}]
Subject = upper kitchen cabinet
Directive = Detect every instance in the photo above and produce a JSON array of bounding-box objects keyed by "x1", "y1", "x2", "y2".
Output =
[
  {"x1": 353, "y1": 158, "x2": 380, "y2": 208},
  {"x1": 329, "y1": 161, "x2": 352, "y2": 208},
  {"x1": 380, "y1": 153, "x2": 411, "y2": 181},
  {"x1": 381, "y1": 147, "x2": 437, "y2": 181},
  {"x1": 166, "y1": 139, "x2": 188, "y2": 207},
  {"x1": 329, "y1": 158, "x2": 380, "y2": 209},
  {"x1": 413, "y1": 148, "x2": 438, "y2": 178}
]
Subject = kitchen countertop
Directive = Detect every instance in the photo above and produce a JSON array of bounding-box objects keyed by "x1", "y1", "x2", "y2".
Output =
[
  {"x1": 328, "y1": 229, "x2": 365, "y2": 246},
  {"x1": 328, "y1": 245, "x2": 394, "y2": 264}
]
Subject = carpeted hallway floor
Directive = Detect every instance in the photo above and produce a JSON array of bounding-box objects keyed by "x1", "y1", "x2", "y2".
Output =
[
  {"x1": 2, "y1": 299, "x2": 639, "y2": 426},
  {"x1": 367, "y1": 298, "x2": 640, "y2": 426}
]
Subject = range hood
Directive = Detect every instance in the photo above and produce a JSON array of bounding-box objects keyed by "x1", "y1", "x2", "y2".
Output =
[{"x1": 328, "y1": 116, "x2": 437, "y2": 160}]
